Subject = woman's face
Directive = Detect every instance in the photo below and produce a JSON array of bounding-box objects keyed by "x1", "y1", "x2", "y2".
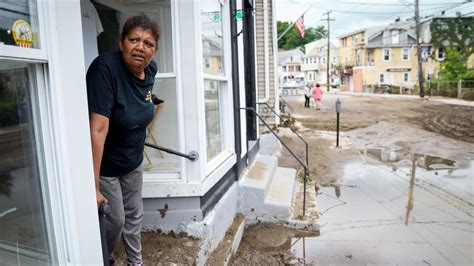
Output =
[{"x1": 119, "y1": 27, "x2": 157, "y2": 77}]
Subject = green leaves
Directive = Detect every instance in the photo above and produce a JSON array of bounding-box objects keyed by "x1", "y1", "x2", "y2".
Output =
[{"x1": 277, "y1": 21, "x2": 327, "y2": 51}]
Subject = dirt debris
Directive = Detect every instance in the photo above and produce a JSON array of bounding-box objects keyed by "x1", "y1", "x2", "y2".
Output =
[
  {"x1": 119, "y1": 94, "x2": 473, "y2": 264},
  {"x1": 231, "y1": 93, "x2": 474, "y2": 263},
  {"x1": 230, "y1": 224, "x2": 319, "y2": 265},
  {"x1": 113, "y1": 231, "x2": 200, "y2": 265}
]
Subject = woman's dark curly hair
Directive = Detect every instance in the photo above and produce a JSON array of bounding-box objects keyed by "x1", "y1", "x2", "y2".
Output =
[{"x1": 121, "y1": 14, "x2": 160, "y2": 43}]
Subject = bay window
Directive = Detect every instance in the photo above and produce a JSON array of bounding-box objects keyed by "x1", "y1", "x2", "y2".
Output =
[
  {"x1": 92, "y1": 0, "x2": 182, "y2": 175},
  {"x1": 200, "y1": 0, "x2": 232, "y2": 163},
  {"x1": 0, "y1": 1, "x2": 55, "y2": 264}
]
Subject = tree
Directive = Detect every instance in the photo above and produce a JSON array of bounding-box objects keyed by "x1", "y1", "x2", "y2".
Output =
[
  {"x1": 430, "y1": 17, "x2": 474, "y2": 60},
  {"x1": 277, "y1": 21, "x2": 326, "y2": 51},
  {"x1": 438, "y1": 47, "x2": 468, "y2": 81}
]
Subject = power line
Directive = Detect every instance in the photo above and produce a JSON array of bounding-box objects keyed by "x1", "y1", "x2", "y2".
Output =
[
  {"x1": 304, "y1": 4, "x2": 460, "y2": 15},
  {"x1": 332, "y1": 1, "x2": 467, "y2": 6}
]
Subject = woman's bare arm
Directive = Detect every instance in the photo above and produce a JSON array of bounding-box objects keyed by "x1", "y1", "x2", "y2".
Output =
[{"x1": 89, "y1": 112, "x2": 110, "y2": 206}]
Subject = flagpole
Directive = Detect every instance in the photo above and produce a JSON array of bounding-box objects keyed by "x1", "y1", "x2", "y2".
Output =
[{"x1": 277, "y1": 5, "x2": 313, "y2": 42}]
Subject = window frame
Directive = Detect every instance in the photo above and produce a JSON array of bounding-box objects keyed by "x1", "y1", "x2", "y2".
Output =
[
  {"x1": 383, "y1": 48, "x2": 391, "y2": 61},
  {"x1": 199, "y1": 0, "x2": 235, "y2": 176},
  {"x1": 392, "y1": 30, "x2": 399, "y2": 45},
  {"x1": 402, "y1": 47, "x2": 410, "y2": 61},
  {"x1": 403, "y1": 72, "x2": 409, "y2": 82},
  {"x1": 437, "y1": 47, "x2": 445, "y2": 60},
  {"x1": 0, "y1": 0, "x2": 105, "y2": 263}
]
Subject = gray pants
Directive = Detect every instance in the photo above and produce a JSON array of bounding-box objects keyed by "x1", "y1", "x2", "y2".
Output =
[{"x1": 100, "y1": 164, "x2": 143, "y2": 264}]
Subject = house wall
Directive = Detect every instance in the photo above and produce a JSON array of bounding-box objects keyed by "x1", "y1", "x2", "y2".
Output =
[
  {"x1": 353, "y1": 68, "x2": 363, "y2": 92},
  {"x1": 256, "y1": 0, "x2": 276, "y2": 123},
  {"x1": 468, "y1": 54, "x2": 474, "y2": 68},
  {"x1": 339, "y1": 38, "x2": 356, "y2": 67},
  {"x1": 360, "y1": 47, "x2": 415, "y2": 86}
]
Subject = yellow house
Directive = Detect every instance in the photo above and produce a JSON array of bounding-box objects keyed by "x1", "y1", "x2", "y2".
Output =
[{"x1": 337, "y1": 18, "x2": 472, "y2": 93}]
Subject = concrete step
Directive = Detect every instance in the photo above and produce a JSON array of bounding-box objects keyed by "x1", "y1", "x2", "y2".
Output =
[
  {"x1": 288, "y1": 180, "x2": 320, "y2": 231},
  {"x1": 263, "y1": 167, "x2": 297, "y2": 219},
  {"x1": 207, "y1": 213, "x2": 246, "y2": 265},
  {"x1": 239, "y1": 154, "x2": 278, "y2": 214}
]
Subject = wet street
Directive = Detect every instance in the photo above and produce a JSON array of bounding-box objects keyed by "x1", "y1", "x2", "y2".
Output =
[
  {"x1": 294, "y1": 156, "x2": 473, "y2": 265},
  {"x1": 233, "y1": 94, "x2": 474, "y2": 264}
]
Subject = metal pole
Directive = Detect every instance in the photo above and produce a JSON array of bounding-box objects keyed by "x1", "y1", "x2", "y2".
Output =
[
  {"x1": 98, "y1": 204, "x2": 111, "y2": 266},
  {"x1": 322, "y1": 11, "x2": 334, "y2": 92},
  {"x1": 336, "y1": 113, "x2": 340, "y2": 147},
  {"x1": 415, "y1": 0, "x2": 425, "y2": 98},
  {"x1": 335, "y1": 98, "x2": 341, "y2": 147},
  {"x1": 144, "y1": 142, "x2": 199, "y2": 161}
]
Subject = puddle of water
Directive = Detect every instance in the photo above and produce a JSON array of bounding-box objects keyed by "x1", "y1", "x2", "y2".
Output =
[
  {"x1": 287, "y1": 158, "x2": 474, "y2": 265},
  {"x1": 360, "y1": 148, "x2": 458, "y2": 172}
]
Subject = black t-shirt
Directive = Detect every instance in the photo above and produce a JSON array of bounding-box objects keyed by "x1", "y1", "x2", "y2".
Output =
[{"x1": 86, "y1": 51, "x2": 157, "y2": 177}]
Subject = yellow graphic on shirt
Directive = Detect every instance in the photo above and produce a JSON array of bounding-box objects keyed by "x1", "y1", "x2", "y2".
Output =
[{"x1": 145, "y1": 91, "x2": 152, "y2": 103}]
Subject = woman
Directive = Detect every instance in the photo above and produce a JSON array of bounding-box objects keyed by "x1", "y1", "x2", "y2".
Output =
[
  {"x1": 87, "y1": 15, "x2": 159, "y2": 265},
  {"x1": 311, "y1": 83, "x2": 323, "y2": 110}
]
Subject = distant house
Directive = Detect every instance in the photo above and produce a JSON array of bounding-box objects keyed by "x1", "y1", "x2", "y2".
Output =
[
  {"x1": 278, "y1": 48, "x2": 305, "y2": 90},
  {"x1": 301, "y1": 38, "x2": 339, "y2": 86},
  {"x1": 337, "y1": 17, "x2": 474, "y2": 93}
]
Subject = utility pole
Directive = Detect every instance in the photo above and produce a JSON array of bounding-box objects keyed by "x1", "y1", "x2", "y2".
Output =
[
  {"x1": 322, "y1": 11, "x2": 335, "y2": 92},
  {"x1": 415, "y1": 0, "x2": 425, "y2": 98}
]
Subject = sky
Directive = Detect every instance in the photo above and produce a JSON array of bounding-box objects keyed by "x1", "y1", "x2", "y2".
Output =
[{"x1": 276, "y1": 0, "x2": 473, "y2": 42}]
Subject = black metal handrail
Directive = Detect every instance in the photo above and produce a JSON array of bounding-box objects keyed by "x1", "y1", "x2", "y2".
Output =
[
  {"x1": 257, "y1": 102, "x2": 309, "y2": 171},
  {"x1": 239, "y1": 107, "x2": 309, "y2": 217},
  {"x1": 144, "y1": 142, "x2": 199, "y2": 161}
]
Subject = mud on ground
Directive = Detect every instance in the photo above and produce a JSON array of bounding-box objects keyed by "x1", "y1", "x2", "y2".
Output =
[
  {"x1": 230, "y1": 224, "x2": 319, "y2": 265},
  {"x1": 233, "y1": 94, "x2": 474, "y2": 264},
  {"x1": 277, "y1": 94, "x2": 474, "y2": 185},
  {"x1": 115, "y1": 94, "x2": 473, "y2": 264},
  {"x1": 114, "y1": 231, "x2": 200, "y2": 265}
]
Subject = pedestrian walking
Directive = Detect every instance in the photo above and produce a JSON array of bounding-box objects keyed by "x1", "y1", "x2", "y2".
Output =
[
  {"x1": 311, "y1": 83, "x2": 323, "y2": 110},
  {"x1": 304, "y1": 83, "x2": 311, "y2": 108}
]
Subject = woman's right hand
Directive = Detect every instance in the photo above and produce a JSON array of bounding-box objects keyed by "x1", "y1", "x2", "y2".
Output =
[{"x1": 96, "y1": 189, "x2": 108, "y2": 207}]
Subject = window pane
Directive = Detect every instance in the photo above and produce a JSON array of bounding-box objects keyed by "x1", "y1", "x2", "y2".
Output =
[
  {"x1": 143, "y1": 77, "x2": 181, "y2": 174},
  {"x1": 201, "y1": 0, "x2": 224, "y2": 76},
  {"x1": 0, "y1": 0, "x2": 41, "y2": 49},
  {"x1": 93, "y1": 0, "x2": 174, "y2": 73},
  {"x1": 204, "y1": 80, "x2": 222, "y2": 161},
  {"x1": 0, "y1": 62, "x2": 52, "y2": 264}
]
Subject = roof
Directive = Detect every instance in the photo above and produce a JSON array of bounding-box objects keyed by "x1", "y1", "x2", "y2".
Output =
[
  {"x1": 278, "y1": 48, "x2": 305, "y2": 64},
  {"x1": 304, "y1": 38, "x2": 338, "y2": 55},
  {"x1": 367, "y1": 21, "x2": 415, "y2": 42},
  {"x1": 278, "y1": 48, "x2": 304, "y2": 59}
]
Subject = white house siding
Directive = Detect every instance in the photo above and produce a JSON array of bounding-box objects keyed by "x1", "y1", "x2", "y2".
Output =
[{"x1": 255, "y1": 0, "x2": 277, "y2": 125}]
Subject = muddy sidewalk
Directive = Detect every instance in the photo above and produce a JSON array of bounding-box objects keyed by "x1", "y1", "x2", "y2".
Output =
[{"x1": 232, "y1": 93, "x2": 473, "y2": 264}]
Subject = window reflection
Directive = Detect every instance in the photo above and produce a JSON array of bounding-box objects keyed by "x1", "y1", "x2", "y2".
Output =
[
  {"x1": 143, "y1": 78, "x2": 181, "y2": 174},
  {"x1": 204, "y1": 80, "x2": 222, "y2": 160},
  {"x1": 201, "y1": 0, "x2": 224, "y2": 76},
  {"x1": 0, "y1": 0, "x2": 41, "y2": 49},
  {"x1": 0, "y1": 62, "x2": 51, "y2": 264}
]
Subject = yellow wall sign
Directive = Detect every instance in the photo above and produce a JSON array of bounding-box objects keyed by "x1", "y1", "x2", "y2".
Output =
[{"x1": 12, "y1": 20, "x2": 34, "y2": 48}]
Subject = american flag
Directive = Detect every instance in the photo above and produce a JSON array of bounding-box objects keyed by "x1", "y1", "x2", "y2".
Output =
[{"x1": 295, "y1": 15, "x2": 305, "y2": 38}]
